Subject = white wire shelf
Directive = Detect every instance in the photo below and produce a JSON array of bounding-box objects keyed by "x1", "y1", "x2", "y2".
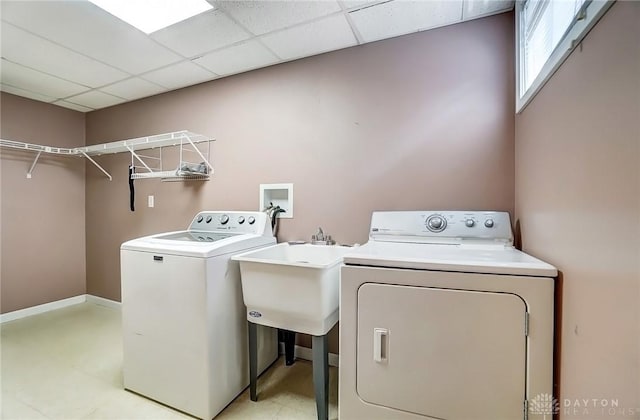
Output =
[
  {"x1": 79, "y1": 131, "x2": 211, "y2": 156},
  {"x1": 0, "y1": 130, "x2": 214, "y2": 181},
  {"x1": 1, "y1": 131, "x2": 211, "y2": 156},
  {"x1": 0, "y1": 139, "x2": 77, "y2": 155}
]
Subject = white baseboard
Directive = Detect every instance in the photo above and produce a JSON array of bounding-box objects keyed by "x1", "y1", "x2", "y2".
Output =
[
  {"x1": 0, "y1": 295, "x2": 86, "y2": 324},
  {"x1": 1, "y1": 294, "x2": 121, "y2": 323},
  {"x1": 86, "y1": 294, "x2": 121, "y2": 309},
  {"x1": 279, "y1": 342, "x2": 339, "y2": 367}
]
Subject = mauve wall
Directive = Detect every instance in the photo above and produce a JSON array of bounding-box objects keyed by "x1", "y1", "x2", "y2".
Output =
[
  {"x1": 85, "y1": 13, "x2": 514, "y2": 350},
  {"x1": 0, "y1": 93, "x2": 86, "y2": 313},
  {"x1": 515, "y1": 2, "x2": 640, "y2": 416}
]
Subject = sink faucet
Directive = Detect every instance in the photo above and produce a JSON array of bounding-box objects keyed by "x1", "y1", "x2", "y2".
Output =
[{"x1": 311, "y1": 227, "x2": 335, "y2": 245}]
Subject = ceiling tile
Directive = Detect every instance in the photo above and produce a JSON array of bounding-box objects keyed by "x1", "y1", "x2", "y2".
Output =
[
  {"x1": 0, "y1": 83, "x2": 56, "y2": 103},
  {"x1": 349, "y1": 0, "x2": 464, "y2": 43},
  {"x1": 53, "y1": 100, "x2": 94, "y2": 113},
  {"x1": 215, "y1": 0, "x2": 342, "y2": 35},
  {"x1": 463, "y1": 0, "x2": 514, "y2": 20},
  {"x1": 65, "y1": 90, "x2": 126, "y2": 109},
  {"x1": 151, "y1": 9, "x2": 250, "y2": 58},
  {"x1": 194, "y1": 41, "x2": 279, "y2": 76},
  {"x1": 99, "y1": 78, "x2": 167, "y2": 100},
  {"x1": 0, "y1": 59, "x2": 89, "y2": 98},
  {"x1": 1, "y1": 22, "x2": 129, "y2": 88},
  {"x1": 1, "y1": 1, "x2": 182, "y2": 74},
  {"x1": 261, "y1": 15, "x2": 357, "y2": 61},
  {"x1": 141, "y1": 61, "x2": 217, "y2": 89}
]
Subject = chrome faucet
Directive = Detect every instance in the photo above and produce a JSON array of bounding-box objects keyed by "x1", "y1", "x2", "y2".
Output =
[{"x1": 311, "y1": 227, "x2": 335, "y2": 245}]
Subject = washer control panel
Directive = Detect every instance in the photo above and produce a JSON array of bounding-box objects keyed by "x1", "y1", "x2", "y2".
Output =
[
  {"x1": 370, "y1": 211, "x2": 513, "y2": 244},
  {"x1": 188, "y1": 211, "x2": 270, "y2": 235}
]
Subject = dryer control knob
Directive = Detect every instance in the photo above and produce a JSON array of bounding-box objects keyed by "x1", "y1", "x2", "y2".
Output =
[
  {"x1": 426, "y1": 215, "x2": 446, "y2": 232},
  {"x1": 197, "y1": 215, "x2": 204, "y2": 223},
  {"x1": 220, "y1": 214, "x2": 230, "y2": 225},
  {"x1": 248, "y1": 216, "x2": 256, "y2": 225},
  {"x1": 238, "y1": 216, "x2": 245, "y2": 224},
  {"x1": 205, "y1": 216, "x2": 212, "y2": 223},
  {"x1": 484, "y1": 219, "x2": 494, "y2": 228},
  {"x1": 465, "y1": 219, "x2": 475, "y2": 227}
]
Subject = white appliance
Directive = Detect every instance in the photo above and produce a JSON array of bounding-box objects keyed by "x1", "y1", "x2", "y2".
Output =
[
  {"x1": 339, "y1": 211, "x2": 557, "y2": 420},
  {"x1": 121, "y1": 211, "x2": 278, "y2": 420}
]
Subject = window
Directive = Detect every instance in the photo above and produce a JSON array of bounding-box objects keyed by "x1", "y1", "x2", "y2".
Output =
[{"x1": 516, "y1": 0, "x2": 614, "y2": 112}]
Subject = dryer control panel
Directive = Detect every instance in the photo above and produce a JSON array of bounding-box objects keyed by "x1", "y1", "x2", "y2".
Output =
[
  {"x1": 369, "y1": 211, "x2": 513, "y2": 245},
  {"x1": 188, "y1": 211, "x2": 271, "y2": 236}
]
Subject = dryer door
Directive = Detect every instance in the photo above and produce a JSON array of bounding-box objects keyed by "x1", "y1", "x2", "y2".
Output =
[{"x1": 357, "y1": 283, "x2": 527, "y2": 419}]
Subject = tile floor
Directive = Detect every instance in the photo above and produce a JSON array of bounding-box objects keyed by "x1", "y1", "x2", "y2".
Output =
[{"x1": 0, "y1": 302, "x2": 338, "y2": 419}]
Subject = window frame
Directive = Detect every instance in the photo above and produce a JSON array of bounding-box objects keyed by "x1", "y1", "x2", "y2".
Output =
[{"x1": 515, "y1": 0, "x2": 614, "y2": 113}]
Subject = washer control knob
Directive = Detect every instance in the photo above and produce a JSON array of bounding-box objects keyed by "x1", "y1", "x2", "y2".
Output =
[
  {"x1": 205, "y1": 216, "x2": 212, "y2": 223},
  {"x1": 248, "y1": 216, "x2": 256, "y2": 225},
  {"x1": 197, "y1": 215, "x2": 204, "y2": 223},
  {"x1": 465, "y1": 219, "x2": 475, "y2": 227},
  {"x1": 426, "y1": 215, "x2": 446, "y2": 232},
  {"x1": 220, "y1": 214, "x2": 229, "y2": 225},
  {"x1": 484, "y1": 219, "x2": 494, "y2": 228},
  {"x1": 238, "y1": 216, "x2": 245, "y2": 224}
]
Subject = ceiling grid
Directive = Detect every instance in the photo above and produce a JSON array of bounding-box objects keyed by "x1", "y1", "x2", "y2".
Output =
[{"x1": 0, "y1": 0, "x2": 513, "y2": 112}]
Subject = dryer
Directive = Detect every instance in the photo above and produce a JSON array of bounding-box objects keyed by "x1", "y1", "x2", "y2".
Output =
[
  {"x1": 121, "y1": 211, "x2": 278, "y2": 420},
  {"x1": 339, "y1": 211, "x2": 557, "y2": 420}
]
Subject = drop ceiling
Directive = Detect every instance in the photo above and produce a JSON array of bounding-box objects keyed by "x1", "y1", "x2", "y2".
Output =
[{"x1": 0, "y1": 0, "x2": 514, "y2": 113}]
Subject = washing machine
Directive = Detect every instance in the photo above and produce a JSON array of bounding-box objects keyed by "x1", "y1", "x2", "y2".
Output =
[
  {"x1": 121, "y1": 211, "x2": 278, "y2": 420},
  {"x1": 339, "y1": 211, "x2": 557, "y2": 420}
]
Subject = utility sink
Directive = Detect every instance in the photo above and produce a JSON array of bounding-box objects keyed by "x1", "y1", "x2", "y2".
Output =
[{"x1": 232, "y1": 243, "x2": 350, "y2": 336}]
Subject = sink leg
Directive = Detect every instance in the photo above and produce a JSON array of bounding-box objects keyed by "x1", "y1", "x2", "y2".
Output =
[
  {"x1": 284, "y1": 330, "x2": 296, "y2": 366},
  {"x1": 312, "y1": 334, "x2": 329, "y2": 420},
  {"x1": 248, "y1": 321, "x2": 258, "y2": 402}
]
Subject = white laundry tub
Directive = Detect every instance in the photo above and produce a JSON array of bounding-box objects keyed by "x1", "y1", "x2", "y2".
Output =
[{"x1": 232, "y1": 243, "x2": 350, "y2": 336}]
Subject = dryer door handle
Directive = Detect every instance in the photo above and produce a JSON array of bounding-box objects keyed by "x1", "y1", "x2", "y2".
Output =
[{"x1": 373, "y1": 328, "x2": 389, "y2": 363}]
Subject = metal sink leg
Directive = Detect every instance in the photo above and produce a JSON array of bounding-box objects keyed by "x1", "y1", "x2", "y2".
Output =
[
  {"x1": 312, "y1": 334, "x2": 329, "y2": 420},
  {"x1": 249, "y1": 321, "x2": 258, "y2": 401}
]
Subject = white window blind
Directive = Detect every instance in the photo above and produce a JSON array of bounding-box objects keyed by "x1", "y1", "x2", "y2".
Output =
[
  {"x1": 522, "y1": 0, "x2": 586, "y2": 92},
  {"x1": 516, "y1": 0, "x2": 614, "y2": 112}
]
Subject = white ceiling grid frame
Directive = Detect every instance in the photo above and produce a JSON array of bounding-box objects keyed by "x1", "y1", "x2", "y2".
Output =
[
  {"x1": 340, "y1": 0, "x2": 389, "y2": 10},
  {"x1": 0, "y1": 0, "x2": 183, "y2": 75},
  {"x1": 98, "y1": 77, "x2": 168, "y2": 101},
  {"x1": 0, "y1": 59, "x2": 89, "y2": 99},
  {"x1": 348, "y1": 0, "x2": 465, "y2": 43},
  {"x1": 215, "y1": 0, "x2": 343, "y2": 35},
  {"x1": 151, "y1": 9, "x2": 252, "y2": 58},
  {"x1": 194, "y1": 40, "x2": 280, "y2": 76},
  {"x1": 53, "y1": 100, "x2": 94, "y2": 113},
  {"x1": 1, "y1": 22, "x2": 130, "y2": 89},
  {"x1": 0, "y1": 83, "x2": 57, "y2": 104},
  {"x1": 141, "y1": 61, "x2": 218, "y2": 90},
  {"x1": 64, "y1": 90, "x2": 127, "y2": 109},
  {"x1": 261, "y1": 14, "x2": 358, "y2": 61},
  {"x1": 337, "y1": 0, "x2": 366, "y2": 44}
]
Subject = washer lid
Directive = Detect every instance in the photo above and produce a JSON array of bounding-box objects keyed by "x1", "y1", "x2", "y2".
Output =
[
  {"x1": 121, "y1": 230, "x2": 276, "y2": 258},
  {"x1": 154, "y1": 231, "x2": 236, "y2": 242},
  {"x1": 343, "y1": 242, "x2": 557, "y2": 277}
]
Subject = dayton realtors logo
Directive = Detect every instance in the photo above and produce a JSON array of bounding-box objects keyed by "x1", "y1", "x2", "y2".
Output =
[
  {"x1": 529, "y1": 393, "x2": 560, "y2": 419},
  {"x1": 530, "y1": 394, "x2": 637, "y2": 418}
]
